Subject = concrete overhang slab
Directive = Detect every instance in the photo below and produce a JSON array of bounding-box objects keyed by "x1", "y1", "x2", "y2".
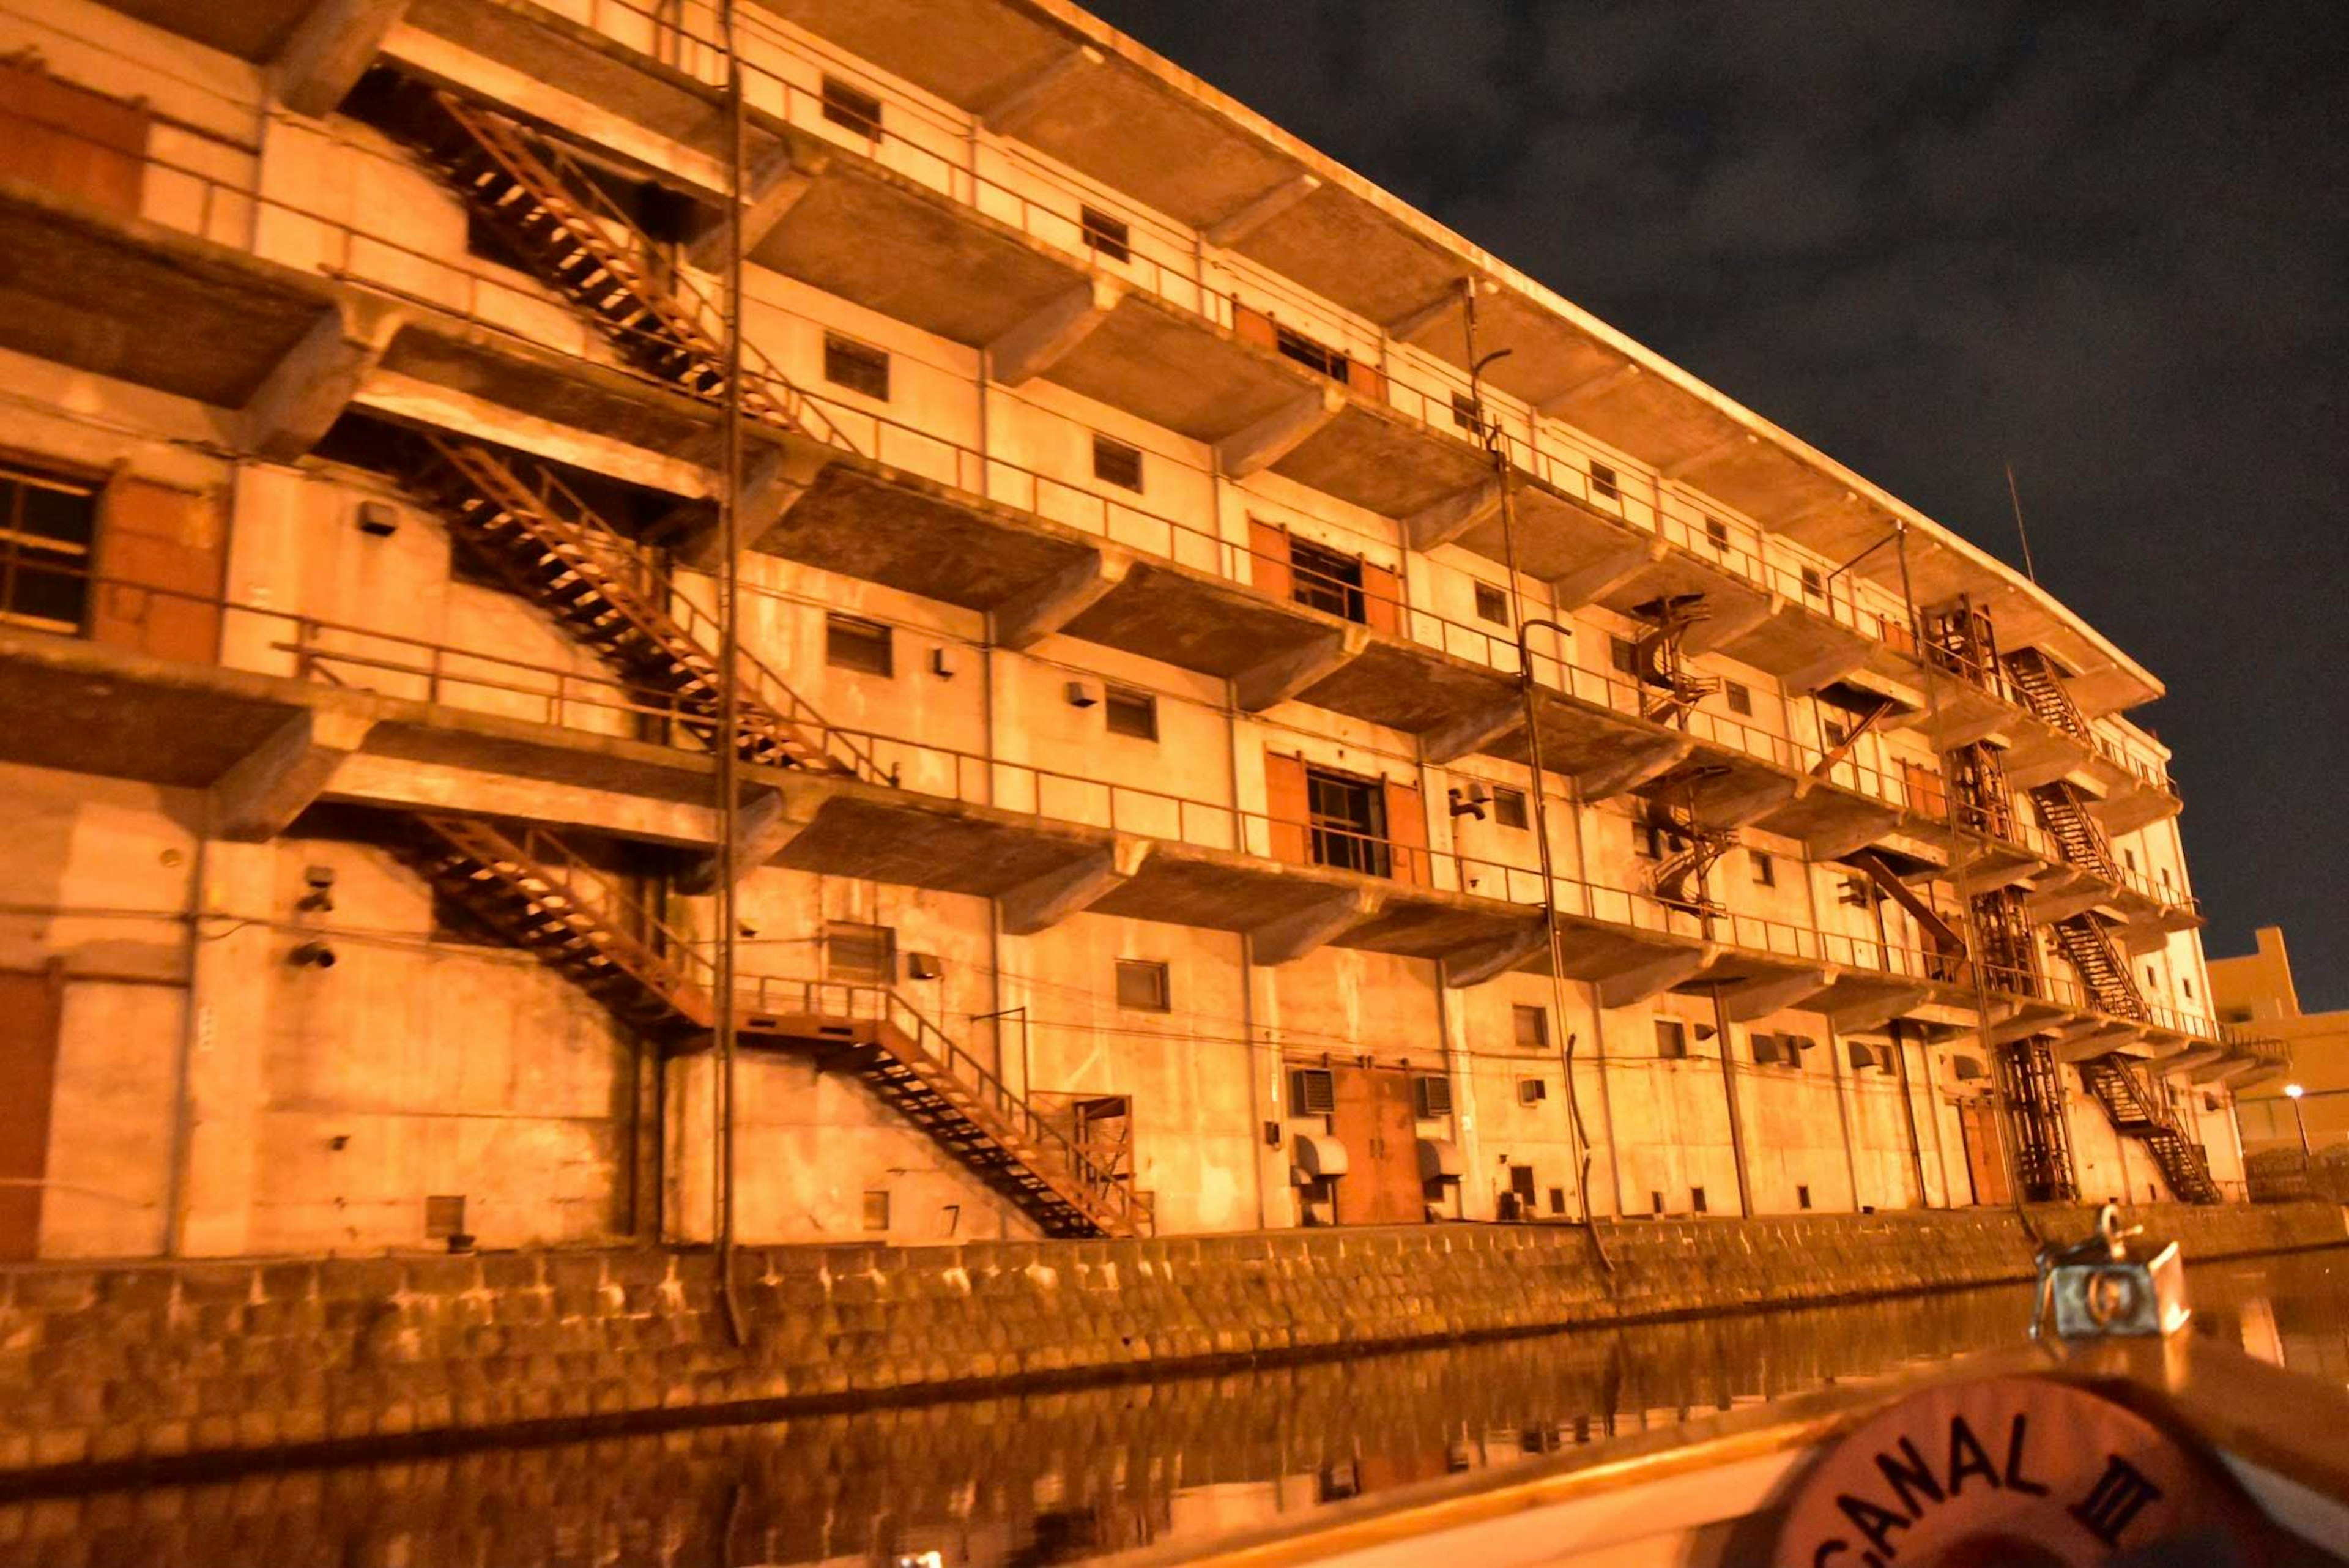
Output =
[
  {"x1": 1061, "y1": 561, "x2": 1336, "y2": 682},
  {"x1": 759, "y1": 459, "x2": 1097, "y2": 611},
  {"x1": 1816, "y1": 977, "x2": 1932, "y2": 1033},
  {"x1": 1721, "y1": 600, "x2": 1874, "y2": 685},
  {"x1": 1269, "y1": 400, "x2": 1494, "y2": 521},
  {"x1": 1751, "y1": 782, "x2": 1901, "y2": 861},
  {"x1": 1228, "y1": 182, "x2": 1471, "y2": 334},
  {"x1": 773, "y1": 786, "x2": 1105, "y2": 899},
  {"x1": 1456, "y1": 475, "x2": 1646, "y2": 586},
  {"x1": 0, "y1": 631, "x2": 317, "y2": 789},
  {"x1": 1338, "y1": 894, "x2": 1556, "y2": 966},
  {"x1": 1047, "y1": 293, "x2": 1312, "y2": 444},
  {"x1": 0, "y1": 179, "x2": 338, "y2": 407},
  {"x1": 1088, "y1": 844, "x2": 1365, "y2": 936},
  {"x1": 1592, "y1": 548, "x2": 1770, "y2": 630},
  {"x1": 754, "y1": 155, "x2": 1092, "y2": 349},
  {"x1": 1294, "y1": 639, "x2": 1518, "y2": 741},
  {"x1": 756, "y1": 0, "x2": 1072, "y2": 111},
  {"x1": 2090, "y1": 781, "x2": 2183, "y2": 837},
  {"x1": 108, "y1": 0, "x2": 315, "y2": 58},
  {"x1": 1883, "y1": 679, "x2": 2011, "y2": 749},
  {"x1": 1493, "y1": 688, "x2": 1682, "y2": 787}
]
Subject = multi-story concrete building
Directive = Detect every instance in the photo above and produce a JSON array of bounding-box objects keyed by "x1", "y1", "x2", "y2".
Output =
[
  {"x1": 0, "y1": 0, "x2": 2286, "y2": 1261},
  {"x1": 2215, "y1": 929, "x2": 2342, "y2": 1157}
]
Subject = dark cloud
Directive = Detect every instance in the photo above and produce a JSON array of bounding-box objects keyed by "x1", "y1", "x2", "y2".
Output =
[{"x1": 1088, "y1": 0, "x2": 2349, "y2": 1003}]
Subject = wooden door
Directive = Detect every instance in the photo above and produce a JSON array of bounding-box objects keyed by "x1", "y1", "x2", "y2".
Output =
[
  {"x1": 0, "y1": 968, "x2": 63, "y2": 1260},
  {"x1": 1264, "y1": 752, "x2": 1310, "y2": 866},
  {"x1": 92, "y1": 475, "x2": 223, "y2": 662},
  {"x1": 1327, "y1": 1066, "x2": 1422, "y2": 1224},
  {"x1": 1958, "y1": 1099, "x2": 2010, "y2": 1208},
  {"x1": 1362, "y1": 559, "x2": 1401, "y2": 636},
  {"x1": 1382, "y1": 776, "x2": 1427, "y2": 886}
]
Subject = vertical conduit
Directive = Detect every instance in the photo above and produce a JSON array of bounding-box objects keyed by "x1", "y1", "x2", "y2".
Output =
[{"x1": 711, "y1": 0, "x2": 748, "y2": 1345}]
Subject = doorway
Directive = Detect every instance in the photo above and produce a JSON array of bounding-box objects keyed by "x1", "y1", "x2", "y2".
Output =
[
  {"x1": 1956, "y1": 1098, "x2": 2011, "y2": 1207},
  {"x1": 1324, "y1": 1064, "x2": 1422, "y2": 1224}
]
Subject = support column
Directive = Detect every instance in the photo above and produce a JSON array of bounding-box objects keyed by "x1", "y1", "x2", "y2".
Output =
[
  {"x1": 1709, "y1": 983, "x2": 1754, "y2": 1217},
  {"x1": 1890, "y1": 1019, "x2": 1932, "y2": 1208}
]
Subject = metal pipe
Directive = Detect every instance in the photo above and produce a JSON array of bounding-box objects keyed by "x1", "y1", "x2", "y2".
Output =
[
  {"x1": 162, "y1": 838, "x2": 205, "y2": 1257},
  {"x1": 1465, "y1": 281, "x2": 1609, "y2": 1271},
  {"x1": 712, "y1": 0, "x2": 748, "y2": 1347},
  {"x1": 1709, "y1": 981, "x2": 1754, "y2": 1216}
]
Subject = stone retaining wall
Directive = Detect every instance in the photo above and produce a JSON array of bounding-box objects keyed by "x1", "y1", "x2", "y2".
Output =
[{"x1": 2, "y1": 1201, "x2": 2339, "y2": 1479}]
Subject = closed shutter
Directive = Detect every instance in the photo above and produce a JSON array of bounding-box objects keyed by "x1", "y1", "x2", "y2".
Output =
[
  {"x1": 91, "y1": 475, "x2": 223, "y2": 662},
  {"x1": 1264, "y1": 752, "x2": 1310, "y2": 866},
  {"x1": 1231, "y1": 301, "x2": 1277, "y2": 352},
  {"x1": 1360, "y1": 559, "x2": 1401, "y2": 636},
  {"x1": 0, "y1": 66, "x2": 147, "y2": 216},
  {"x1": 1383, "y1": 776, "x2": 1427, "y2": 886},
  {"x1": 1904, "y1": 761, "x2": 1947, "y2": 820},
  {"x1": 0, "y1": 967, "x2": 62, "y2": 1260},
  {"x1": 1248, "y1": 518, "x2": 1291, "y2": 603},
  {"x1": 1344, "y1": 357, "x2": 1386, "y2": 403}
]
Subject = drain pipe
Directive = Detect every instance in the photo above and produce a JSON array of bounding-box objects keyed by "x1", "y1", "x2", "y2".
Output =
[
  {"x1": 711, "y1": 0, "x2": 748, "y2": 1347},
  {"x1": 1463, "y1": 280, "x2": 1610, "y2": 1271},
  {"x1": 1709, "y1": 981, "x2": 1755, "y2": 1216}
]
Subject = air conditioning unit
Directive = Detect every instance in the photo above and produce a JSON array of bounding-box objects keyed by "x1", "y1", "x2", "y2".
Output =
[
  {"x1": 1064, "y1": 679, "x2": 1100, "y2": 707},
  {"x1": 905, "y1": 951, "x2": 943, "y2": 981},
  {"x1": 1751, "y1": 1033, "x2": 1789, "y2": 1066},
  {"x1": 1290, "y1": 1067, "x2": 1335, "y2": 1117},
  {"x1": 1516, "y1": 1078, "x2": 1548, "y2": 1107},
  {"x1": 1415, "y1": 1076, "x2": 1454, "y2": 1118}
]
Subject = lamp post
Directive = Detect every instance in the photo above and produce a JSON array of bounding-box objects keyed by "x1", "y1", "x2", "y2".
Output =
[{"x1": 2285, "y1": 1083, "x2": 2311, "y2": 1161}]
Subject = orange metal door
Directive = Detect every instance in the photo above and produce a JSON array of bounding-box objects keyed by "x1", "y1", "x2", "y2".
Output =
[
  {"x1": 1382, "y1": 776, "x2": 1427, "y2": 886},
  {"x1": 0, "y1": 968, "x2": 62, "y2": 1260},
  {"x1": 1327, "y1": 1066, "x2": 1422, "y2": 1224},
  {"x1": 1959, "y1": 1099, "x2": 2011, "y2": 1207}
]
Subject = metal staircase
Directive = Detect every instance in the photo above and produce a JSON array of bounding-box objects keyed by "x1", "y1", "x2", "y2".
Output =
[
  {"x1": 1641, "y1": 773, "x2": 1734, "y2": 918},
  {"x1": 405, "y1": 431, "x2": 885, "y2": 781},
  {"x1": 1921, "y1": 596, "x2": 2005, "y2": 697},
  {"x1": 417, "y1": 816, "x2": 1141, "y2": 1236},
  {"x1": 2004, "y1": 647, "x2": 2093, "y2": 745},
  {"x1": 1627, "y1": 593, "x2": 1720, "y2": 728},
  {"x1": 2028, "y1": 779, "x2": 2119, "y2": 884},
  {"x1": 2079, "y1": 1054, "x2": 2221, "y2": 1203},
  {"x1": 1995, "y1": 1040, "x2": 2077, "y2": 1203},
  {"x1": 2049, "y1": 910, "x2": 2150, "y2": 1022},
  {"x1": 355, "y1": 72, "x2": 849, "y2": 451}
]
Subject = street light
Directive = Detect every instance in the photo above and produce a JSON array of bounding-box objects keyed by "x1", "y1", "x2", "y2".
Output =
[{"x1": 2285, "y1": 1083, "x2": 2311, "y2": 1160}]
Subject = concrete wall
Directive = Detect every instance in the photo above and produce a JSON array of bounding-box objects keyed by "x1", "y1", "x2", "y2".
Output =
[{"x1": 0, "y1": 1200, "x2": 2336, "y2": 1477}]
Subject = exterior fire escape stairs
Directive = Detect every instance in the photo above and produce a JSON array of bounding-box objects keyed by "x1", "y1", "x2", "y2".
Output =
[
  {"x1": 2077, "y1": 1054, "x2": 2222, "y2": 1204},
  {"x1": 404, "y1": 430, "x2": 886, "y2": 781},
  {"x1": 1643, "y1": 773, "x2": 1735, "y2": 918},
  {"x1": 355, "y1": 71, "x2": 850, "y2": 451},
  {"x1": 2004, "y1": 646, "x2": 2095, "y2": 746},
  {"x1": 1628, "y1": 593, "x2": 1721, "y2": 729},
  {"x1": 412, "y1": 816, "x2": 1145, "y2": 1236}
]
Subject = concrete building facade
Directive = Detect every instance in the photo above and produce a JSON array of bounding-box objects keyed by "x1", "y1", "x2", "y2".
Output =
[
  {"x1": 2214, "y1": 927, "x2": 2343, "y2": 1156},
  {"x1": 0, "y1": 0, "x2": 2283, "y2": 1262}
]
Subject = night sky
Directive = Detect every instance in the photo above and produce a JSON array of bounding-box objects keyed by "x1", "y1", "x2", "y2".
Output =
[{"x1": 1084, "y1": 0, "x2": 2349, "y2": 1008}]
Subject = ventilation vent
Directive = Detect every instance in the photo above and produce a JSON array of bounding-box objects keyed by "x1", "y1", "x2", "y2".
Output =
[
  {"x1": 1290, "y1": 1067, "x2": 1335, "y2": 1117},
  {"x1": 424, "y1": 1194, "x2": 466, "y2": 1239},
  {"x1": 1414, "y1": 1076, "x2": 1453, "y2": 1118},
  {"x1": 1516, "y1": 1078, "x2": 1549, "y2": 1106}
]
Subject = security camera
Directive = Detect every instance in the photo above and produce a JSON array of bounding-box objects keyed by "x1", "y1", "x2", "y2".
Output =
[{"x1": 289, "y1": 940, "x2": 337, "y2": 969}]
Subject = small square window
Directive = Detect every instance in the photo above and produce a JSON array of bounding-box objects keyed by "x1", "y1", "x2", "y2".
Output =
[
  {"x1": 1655, "y1": 1019, "x2": 1688, "y2": 1060},
  {"x1": 1589, "y1": 462, "x2": 1619, "y2": 502},
  {"x1": 2124, "y1": 847, "x2": 2138, "y2": 871},
  {"x1": 1492, "y1": 786, "x2": 1529, "y2": 830},
  {"x1": 1797, "y1": 1184, "x2": 1812, "y2": 1211},
  {"x1": 1824, "y1": 718, "x2": 1850, "y2": 749},
  {"x1": 823, "y1": 333, "x2": 891, "y2": 400},
  {"x1": 1115, "y1": 958, "x2": 1170, "y2": 1012},
  {"x1": 1091, "y1": 434, "x2": 1143, "y2": 492},
  {"x1": 825, "y1": 612, "x2": 894, "y2": 675},
  {"x1": 1080, "y1": 204, "x2": 1130, "y2": 262},
  {"x1": 1548, "y1": 1186, "x2": 1567, "y2": 1215},
  {"x1": 1474, "y1": 582, "x2": 1510, "y2": 626},
  {"x1": 1690, "y1": 1186, "x2": 1707, "y2": 1214},
  {"x1": 2183, "y1": 978, "x2": 2194, "y2": 1001},
  {"x1": 826, "y1": 921, "x2": 896, "y2": 984},
  {"x1": 1724, "y1": 680, "x2": 1751, "y2": 716},
  {"x1": 1704, "y1": 516, "x2": 1729, "y2": 552},
  {"x1": 1751, "y1": 850, "x2": 1775, "y2": 888},
  {"x1": 1651, "y1": 1190, "x2": 1666, "y2": 1214},
  {"x1": 1609, "y1": 636, "x2": 1639, "y2": 677},
  {"x1": 1513, "y1": 1003, "x2": 1548, "y2": 1050},
  {"x1": 1800, "y1": 565, "x2": 1824, "y2": 600},
  {"x1": 821, "y1": 75, "x2": 883, "y2": 138},
  {"x1": 1516, "y1": 1078, "x2": 1548, "y2": 1106},
  {"x1": 1105, "y1": 685, "x2": 1157, "y2": 740},
  {"x1": 861, "y1": 1190, "x2": 891, "y2": 1231},
  {"x1": 1450, "y1": 392, "x2": 1481, "y2": 433},
  {"x1": 424, "y1": 1195, "x2": 466, "y2": 1239}
]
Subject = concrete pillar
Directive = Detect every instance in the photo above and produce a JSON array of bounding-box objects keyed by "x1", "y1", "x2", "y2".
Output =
[{"x1": 174, "y1": 839, "x2": 277, "y2": 1257}]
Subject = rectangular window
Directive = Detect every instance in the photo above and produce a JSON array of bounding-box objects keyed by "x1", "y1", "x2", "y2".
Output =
[
  {"x1": 1450, "y1": 392, "x2": 1480, "y2": 433},
  {"x1": 1473, "y1": 581, "x2": 1510, "y2": 626},
  {"x1": 1724, "y1": 680, "x2": 1752, "y2": 716},
  {"x1": 1291, "y1": 1067, "x2": 1335, "y2": 1117},
  {"x1": 1288, "y1": 537, "x2": 1367, "y2": 623},
  {"x1": 0, "y1": 463, "x2": 99, "y2": 634},
  {"x1": 1513, "y1": 1003, "x2": 1548, "y2": 1050},
  {"x1": 861, "y1": 1190, "x2": 891, "y2": 1231},
  {"x1": 1091, "y1": 434, "x2": 1143, "y2": 492},
  {"x1": 820, "y1": 75, "x2": 883, "y2": 138},
  {"x1": 1274, "y1": 323, "x2": 1351, "y2": 385},
  {"x1": 1690, "y1": 1186, "x2": 1708, "y2": 1214},
  {"x1": 1704, "y1": 516, "x2": 1729, "y2": 552},
  {"x1": 2124, "y1": 848, "x2": 2138, "y2": 871},
  {"x1": 1548, "y1": 1186, "x2": 1567, "y2": 1216},
  {"x1": 424, "y1": 1195, "x2": 466, "y2": 1240},
  {"x1": 822, "y1": 333, "x2": 891, "y2": 399},
  {"x1": 1751, "y1": 850, "x2": 1775, "y2": 888},
  {"x1": 825, "y1": 920, "x2": 896, "y2": 984},
  {"x1": 1492, "y1": 786, "x2": 1529, "y2": 830},
  {"x1": 1516, "y1": 1079, "x2": 1548, "y2": 1106},
  {"x1": 1824, "y1": 718, "x2": 1850, "y2": 749},
  {"x1": 1655, "y1": 1019, "x2": 1688, "y2": 1060},
  {"x1": 1079, "y1": 204, "x2": 1130, "y2": 262},
  {"x1": 825, "y1": 612, "x2": 894, "y2": 676},
  {"x1": 1414, "y1": 1076, "x2": 1453, "y2": 1118},
  {"x1": 1609, "y1": 635, "x2": 1640, "y2": 677},
  {"x1": 1588, "y1": 462, "x2": 1620, "y2": 503},
  {"x1": 1651, "y1": 1190, "x2": 1666, "y2": 1215},
  {"x1": 1305, "y1": 765, "x2": 1389, "y2": 877},
  {"x1": 1102, "y1": 687, "x2": 1158, "y2": 742},
  {"x1": 1115, "y1": 958, "x2": 1170, "y2": 1012},
  {"x1": 1797, "y1": 1184, "x2": 1812, "y2": 1211},
  {"x1": 1800, "y1": 566, "x2": 1824, "y2": 600}
]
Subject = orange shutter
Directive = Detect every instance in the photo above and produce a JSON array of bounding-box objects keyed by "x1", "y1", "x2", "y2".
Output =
[
  {"x1": 1383, "y1": 776, "x2": 1427, "y2": 886},
  {"x1": 1249, "y1": 518, "x2": 1292, "y2": 603},
  {"x1": 1903, "y1": 761, "x2": 1947, "y2": 821},
  {"x1": 0, "y1": 967, "x2": 63, "y2": 1260},
  {"x1": 1361, "y1": 559, "x2": 1401, "y2": 637},
  {"x1": 1264, "y1": 752, "x2": 1311, "y2": 866},
  {"x1": 0, "y1": 65, "x2": 147, "y2": 215},
  {"x1": 1231, "y1": 301, "x2": 1278, "y2": 352},
  {"x1": 1345, "y1": 357, "x2": 1386, "y2": 403},
  {"x1": 91, "y1": 474, "x2": 225, "y2": 663}
]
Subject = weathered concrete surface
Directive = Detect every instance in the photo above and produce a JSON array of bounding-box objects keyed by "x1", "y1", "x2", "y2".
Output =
[{"x1": 0, "y1": 1202, "x2": 2335, "y2": 1478}]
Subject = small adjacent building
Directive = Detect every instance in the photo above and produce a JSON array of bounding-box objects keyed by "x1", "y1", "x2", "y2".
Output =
[{"x1": 2214, "y1": 927, "x2": 2342, "y2": 1156}]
